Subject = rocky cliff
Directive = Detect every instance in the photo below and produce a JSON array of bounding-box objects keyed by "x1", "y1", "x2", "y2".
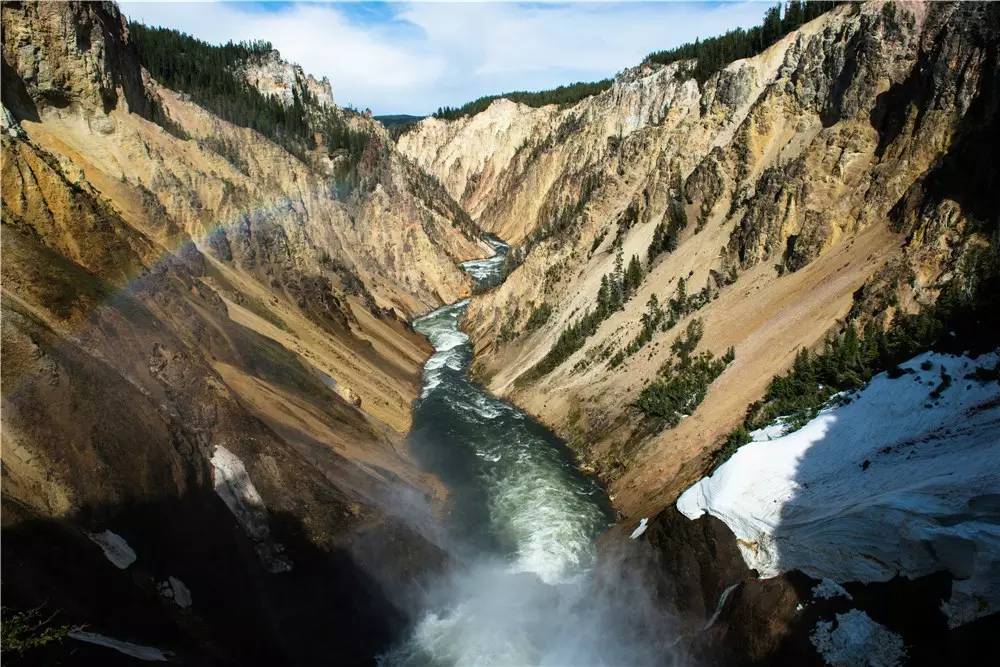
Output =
[
  {"x1": 400, "y1": 0, "x2": 999, "y2": 518},
  {"x1": 241, "y1": 48, "x2": 335, "y2": 109},
  {"x1": 1, "y1": 1, "x2": 482, "y2": 662}
]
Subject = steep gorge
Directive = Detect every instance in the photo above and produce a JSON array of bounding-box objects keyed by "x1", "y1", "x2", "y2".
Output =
[
  {"x1": 2, "y1": 0, "x2": 998, "y2": 665},
  {"x1": 400, "y1": 0, "x2": 999, "y2": 516},
  {"x1": 397, "y1": 1, "x2": 999, "y2": 661}
]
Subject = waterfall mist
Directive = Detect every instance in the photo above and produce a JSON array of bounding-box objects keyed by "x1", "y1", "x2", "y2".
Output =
[{"x1": 374, "y1": 242, "x2": 683, "y2": 666}]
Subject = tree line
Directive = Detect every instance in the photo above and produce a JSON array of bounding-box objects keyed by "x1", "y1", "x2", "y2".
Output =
[
  {"x1": 645, "y1": 1, "x2": 845, "y2": 83},
  {"x1": 712, "y1": 270, "x2": 1000, "y2": 471},
  {"x1": 430, "y1": 2, "x2": 842, "y2": 122},
  {"x1": 129, "y1": 23, "x2": 368, "y2": 166},
  {"x1": 432, "y1": 79, "x2": 613, "y2": 121}
]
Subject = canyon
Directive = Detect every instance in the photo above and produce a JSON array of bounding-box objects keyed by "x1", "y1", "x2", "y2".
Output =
[
  {"x1": 400, "y1": 0, "x2": 998, "y2": 516},
  {"x1": 2, "y1": 1, "x2": 998, "y2": 665}
]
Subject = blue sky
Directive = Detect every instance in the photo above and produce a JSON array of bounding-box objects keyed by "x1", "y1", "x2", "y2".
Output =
[{"x1": 122, "y1": 1, "x2": 769, "y2": 115}]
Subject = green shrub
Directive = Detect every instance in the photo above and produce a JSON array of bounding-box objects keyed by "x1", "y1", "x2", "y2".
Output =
[
  {"x1": 636, "y1": 319, "x2": 733, "y2": 427},
  {"x1": 723, "y1": 273, "x2": 999, "y2": 465},
  {"x1": 710, "y1": 426, "x2": 752, "y2": 472},
  {"x1": 1, "y1": 607, "x2": 77, "y2": 656},
  {"x1": 524, "y1": 303, "x2": 553, "y2": 333},
  {"x1": 517, "y1": 245, "x2": 648, "y2": 383}
]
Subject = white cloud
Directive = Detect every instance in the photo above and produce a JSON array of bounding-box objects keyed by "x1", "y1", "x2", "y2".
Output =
[{"x1": 121, "y1": 1, "x2": 769, "y2": 115}]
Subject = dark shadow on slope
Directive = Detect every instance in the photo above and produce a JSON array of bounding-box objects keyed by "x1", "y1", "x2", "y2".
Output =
[{"x1": 2, "y1": 492, "x2": 412, "y2": 666}]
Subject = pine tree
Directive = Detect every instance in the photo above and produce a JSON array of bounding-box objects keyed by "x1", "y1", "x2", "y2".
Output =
[
  {"x1": 612, "y1": 246, "x2": 625, "y2": 308},
  {"x1": 625, "y1": 254, "x2": 644, "y2": 296},
  {"x1": 597, "y1": 275, "x2": 611, "y2": 315}
]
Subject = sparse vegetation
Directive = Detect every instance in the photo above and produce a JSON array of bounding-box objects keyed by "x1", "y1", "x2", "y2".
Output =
[
  {"x1": 590, "y1": 229, "x2": 608, "y2": 255},
  {"x1": 711, "y1": 274, "x2": 1000, "y2": 470},
  {"x1": 608, "y1": 276, "x2": 718, "y2": 368},
  {"x1": 1, "y1": 607, "x2": 78, "y2": 656},
  {"x1": 711, "y1": 426, "x2": 753, "y2": 472},
  {"x1": 648, "y1": 171, "x2": 689, "y2": 263},
  {"x1": 522, "y1": 171, "x2": 601, "y2": 253},
  {"x1": 524, "y1": 302, "x2": 553, "y2": 333},
  {"x1": 636, "y1": 319, "x2": 734, "y2": 427},
  {"x1": 516, "y1": 244, "x2": 647, "y2": 384}
]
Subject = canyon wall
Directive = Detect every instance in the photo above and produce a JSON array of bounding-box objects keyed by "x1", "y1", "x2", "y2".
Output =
[
  {"x1": 1, "y1": 1, "x2": 482, "y2": 661},
  {"x1": 401, "y1": 0, "x2": 999, "y2": 517}
]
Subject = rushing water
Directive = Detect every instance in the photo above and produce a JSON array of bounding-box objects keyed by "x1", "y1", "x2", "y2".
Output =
[
  {"x1": 412, "y1": 237, "x2": 612, "y2": 583},
  {"x1": 381, "y1": 238, "x2": 676, "y2": 666}
]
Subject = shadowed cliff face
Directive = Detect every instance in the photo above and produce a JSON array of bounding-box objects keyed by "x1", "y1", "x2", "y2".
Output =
[
  {"x1": 399, "y1": 0, "x2": 1000, "y2": 518},
  {"x1": 0, "y1": 1, "x2": 479, "y2": 662},
  {"x1": 2, "y1": 495, "x2": 426, "y2": 666}
]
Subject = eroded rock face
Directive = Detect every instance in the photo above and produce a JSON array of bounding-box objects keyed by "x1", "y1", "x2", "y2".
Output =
[
  {"x1": 1, "y1": 1, "x2": 469, "y2": 662},
  {"x1": 240, "y1": 48, "x2": 334, "y2": 108},
  {"x1": 621, "y1": 507, "x2": 990, "y2": 666},
  {"x1": 0, "y1": 0, "x2": 153, "y2": 117},
  {"x1": 400, "y1": 1, "x2": 999, "y2": 519}
]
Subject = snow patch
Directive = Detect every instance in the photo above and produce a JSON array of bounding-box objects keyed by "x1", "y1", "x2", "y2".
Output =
[
  {"x1": 69, "y1": 631, "x2": 169, "y2": 662},
  {"x1": 210, "y1": 446, "x2": 292, "y2": 573},
  {"x1": 703, "y1": 583, "x2": 740, "y2": 630},
  {"x1": 87, "y1": 530, "x2": 137, "y2": 569},
  {"x1": 812, "y1": 579, "x2": 852, "y2": 601},
  {"x1": 809, "y1": 610, "x2": 906, "y2": 667},
  {"x1": 158, "y1": 576, "x2": 192, "y2": 608},
  {"x1": 941, "y1": 574, "x2": 1000, "y2": 629},
  {"x1": 677, "y1": 351, "x2": 1000, "y2": 627},
  {"x1": 629, "y1": 518, "x2": 648, "y2": 540}
]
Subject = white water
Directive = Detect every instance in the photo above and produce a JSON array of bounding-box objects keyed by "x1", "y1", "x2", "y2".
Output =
[{"x1": 382, "y1": 238, "x2": 678, "y2": 666}]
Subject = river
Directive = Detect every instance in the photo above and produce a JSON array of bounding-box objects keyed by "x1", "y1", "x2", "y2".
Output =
[{"x1": 381, "y1": 238, "x2": 673, "y2": 666}]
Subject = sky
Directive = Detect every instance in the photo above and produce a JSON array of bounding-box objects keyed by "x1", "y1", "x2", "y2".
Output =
[{"x1": 121, "y1": 1, "x2": 770, "y2": 115}]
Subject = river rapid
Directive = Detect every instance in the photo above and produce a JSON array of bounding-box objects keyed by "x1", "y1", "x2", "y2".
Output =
[{"x1": 382, "y1": 238, "x2": 674, "y2": 666}]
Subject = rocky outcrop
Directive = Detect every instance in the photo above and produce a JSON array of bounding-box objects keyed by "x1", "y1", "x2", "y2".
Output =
[
  {"x1": 400, "y1": 0, "x2": 999, "y2": 519},
  {"x1": 1, "y1": 1, "x2": 472, "y2": 661},
  {"x1": 619, "y1": 507, "x2": 993, "y2": 666},
  {"x1": 240, "y1": 48, "x2": 334, "y2": 108}
]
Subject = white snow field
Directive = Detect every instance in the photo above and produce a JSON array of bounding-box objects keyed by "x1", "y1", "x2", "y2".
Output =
[{"x1": 677, "y1": 351, "x2": 1000, "y2": 627}]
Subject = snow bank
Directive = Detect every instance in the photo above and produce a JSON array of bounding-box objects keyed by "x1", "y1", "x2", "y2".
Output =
[
  {"x1": 809, "y1": 610, "x2": 906, "y2": 667},
  {"x1": 158, "y1": 576, "x2": 192, "y2": 608},
  {"x1": 812, "y1": 579, "x2": 851, "y2": 600},
  {"x1": 87, "y1": 530, "x2": 137, "y2": 569},
  {"x1": 677, "y1": 352, "x2": 1000, "y2": 626},
  {"x1": 69, "y1": 631, "x2": 169, "y2": 662},
  {"x1": 210, "y1": 446, "x2": 292, "y2": 573}
]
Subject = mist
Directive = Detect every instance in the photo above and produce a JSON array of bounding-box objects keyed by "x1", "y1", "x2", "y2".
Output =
[{"x1": 366, "y1": 244, "x2": 684, "y2": 667}]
